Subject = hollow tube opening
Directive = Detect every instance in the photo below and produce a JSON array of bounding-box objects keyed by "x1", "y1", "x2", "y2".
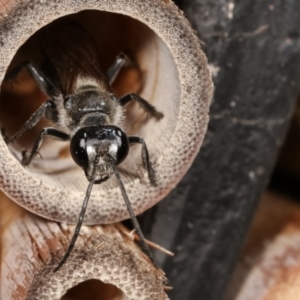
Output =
[
  {"x1": 0, "y1": 9, "x2": 180, "y2": 192},
  {"x1": 60, "y1": 279, "x2": 125, "y2": 300}
]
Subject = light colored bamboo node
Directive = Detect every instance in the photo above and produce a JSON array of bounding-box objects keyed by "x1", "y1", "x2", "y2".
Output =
[
  {"x1": 1, "y1": 199, "x2": 169, "y2": 300},
  {"x1": 0, "y1": 0, "x2": 213, "y2": 225},
  {"x1": 236, "y1": 219, "x2": 300, "y2": 300}
]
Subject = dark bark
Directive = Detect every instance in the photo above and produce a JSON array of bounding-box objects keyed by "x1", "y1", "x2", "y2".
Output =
[{"x1": 143, "y1": 0, "x2": 300, "y2": 299}]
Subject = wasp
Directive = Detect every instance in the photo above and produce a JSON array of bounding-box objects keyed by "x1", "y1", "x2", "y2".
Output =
[{"x1": 2, "y1": 21, "x2": 163, "y2": 272}]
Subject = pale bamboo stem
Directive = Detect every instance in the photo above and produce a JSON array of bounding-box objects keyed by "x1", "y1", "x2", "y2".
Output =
[{"x1": 1, "y1": 197, "x2": 168, "y2": 300}]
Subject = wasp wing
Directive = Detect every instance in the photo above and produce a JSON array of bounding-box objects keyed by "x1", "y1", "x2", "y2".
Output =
[{"x1": 42, "y1": 21, "x2": 109, "y2": 96}]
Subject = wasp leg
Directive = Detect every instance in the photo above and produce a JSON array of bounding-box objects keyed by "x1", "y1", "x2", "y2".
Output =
[
  {"x1": 106, "y1": 53, "x2": 131, "y2": 85},
  {"x1": 128, "y1": 136, "x2": 157, "y2": 186},
  {"x1": 21, "y1": 128, "x2": 70, "y2": 166},
  {"x1": 112, "y1": 164, "x2": 158, "y2": 269},
  {"x1": 119, "y1": 94, "x2": 164, "y2": 120},
  {"x1": 4, "y1": 61, "x2": 59, "y2": 98},
  {"x1": 2, "y1": 101, "x2": 57, "y2": 144}
]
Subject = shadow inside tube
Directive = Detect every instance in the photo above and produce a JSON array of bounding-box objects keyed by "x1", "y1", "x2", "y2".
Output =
[{"x1": 61, "y1": 279, "x2": 125, "y2": 300}]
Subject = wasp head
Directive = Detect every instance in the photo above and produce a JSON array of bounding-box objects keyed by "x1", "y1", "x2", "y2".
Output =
[{"x1": 70, "y1": 126, "x2": 129, "y2": 183}]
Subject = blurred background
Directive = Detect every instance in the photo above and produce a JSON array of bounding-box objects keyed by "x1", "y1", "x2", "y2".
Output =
[{"x1": 138, "y1": 1, "x2": 300, "y2": 299}]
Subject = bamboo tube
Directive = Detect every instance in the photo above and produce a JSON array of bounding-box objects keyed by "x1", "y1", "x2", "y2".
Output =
[
  {"x1": 236, "y1": 221, "x2": 300, "y2": 300},
  {"x1": 0, "y1": 1, "x2": 212, "y2": 298},
  {"x1": 232, "y1": 192, "x2": 300, "y2": 300},
  {"x1": 0, "y1": 0, "x2": 213, "y2": 225},
  {"x1": 1, "y1": 195, "x2": 168, "y2": 300}
]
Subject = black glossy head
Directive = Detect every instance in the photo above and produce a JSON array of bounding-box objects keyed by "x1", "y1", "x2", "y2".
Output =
[{"x1": 70, "y1": 125, "x2": 129, "y2": 183}]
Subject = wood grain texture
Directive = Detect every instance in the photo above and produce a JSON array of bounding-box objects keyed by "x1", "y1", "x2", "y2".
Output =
[
  {"x1": 0, "y1": 0, "x2": 18, "y2": 19},
  {"x1": 150, "y1": 0, "x2": 300, "y2": 299},
  {"x1": 236, "y1": 216, "x2": 300, "y2": 300},
  {"x1": 0, "y1": 196, "x2": 168, "y2": 300}
]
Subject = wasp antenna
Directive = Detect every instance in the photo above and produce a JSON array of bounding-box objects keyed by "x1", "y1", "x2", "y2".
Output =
[
  {"x1": 111, "y1": 163, "x2": 158, "y2": 268},
  {"x1": 53, "y1": 153, "x2": 100, "y2": 273}
]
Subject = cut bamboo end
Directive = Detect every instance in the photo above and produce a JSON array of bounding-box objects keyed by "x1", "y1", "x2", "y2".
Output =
[
  {"x1": 1, "y1": 198, "x2": 168, "y2": 300},
  {"x1": 0, "y1": 0, "x2": 213, "y2": 225},
  {"x1": 236, "y1": 218, "x2": 300, "y2": 300}
]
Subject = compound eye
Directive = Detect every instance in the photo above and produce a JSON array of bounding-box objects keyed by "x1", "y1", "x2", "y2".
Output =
[
  {"x1": 70, "y1": 129, "x2": 88, "y2": 169},
  {"x1": 115, "y1": 128, "x2": 129, "y2": 165}
]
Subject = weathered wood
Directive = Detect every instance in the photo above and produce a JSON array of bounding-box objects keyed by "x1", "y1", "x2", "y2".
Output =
[
  {"x1": 224, "y1": 191, "x2": 300, "y2": 299},
  {"x1": 147, "y1": 0, "x2": 300, "y2": 299},
  {"x1": 0, "y1": 195, "x2": 168, "y2": 300},
  {"x1": 236, "y1": 206, "x2": 300, "y2": 300}
]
